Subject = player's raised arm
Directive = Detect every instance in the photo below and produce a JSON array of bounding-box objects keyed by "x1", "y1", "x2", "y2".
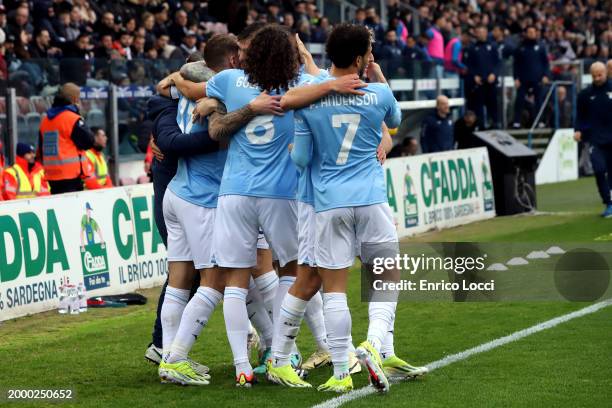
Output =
[
  {"x1": 208, "y1": 92, "x2": 284, "y2": 141},
  {"x1": 280, "y1": 74, "x2": 367, "y2": 111},
  {"x1": 295, "y1": 33, "x2": 319, "y2": 76}
]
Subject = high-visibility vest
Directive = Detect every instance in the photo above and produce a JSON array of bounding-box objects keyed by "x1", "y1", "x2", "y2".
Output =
[
  {"x1": 4, "y1": 163, "x2": 49, "y2": 199},
  {"x1": 84, "y1": 149, "x2": 110, "y2": 188},
  {"x1": 39, "y1": 109, "x2": 84, "y2": 181}
]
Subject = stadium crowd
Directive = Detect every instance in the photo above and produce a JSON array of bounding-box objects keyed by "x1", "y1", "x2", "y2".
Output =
[{"x1": 1, "y1": 0, "x2": 610, "y2": 90}]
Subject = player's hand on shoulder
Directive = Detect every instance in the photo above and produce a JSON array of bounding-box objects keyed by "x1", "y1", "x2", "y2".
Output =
[
  {"x1": 193, "y1": 98, "x2": 221, "y2": 123},
  {"x1": 249, "y1": 91, "x2": 284, "y2": 116},
  {"x1": 331, "y1": 74, "x2": 366, "y2": 95}
]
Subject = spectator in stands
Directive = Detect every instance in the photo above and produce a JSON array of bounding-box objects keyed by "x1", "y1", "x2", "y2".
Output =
[
  {"x1": 464, "y1": 25, "x2": 501, "y2": 129},
  {"x1": 95, "y1": 11, "x2": 116, "y2": 39},
  {"x1": 7, "y1": 4, "x2": 32, "y2": 39},
  {"x1": 95, "y1": 33, "x2": 114, "y2": 59},
  {"x1": 420, "y1": 95, "x2": 454, "y2": 153},
  {"x1": 574, "y1": 61, "x2": 612, "y2": 217},
  {"x1": 388, "y1": 137, "x2": 418, "y2": 158},
  {"x1": 30, "y1": 28, "x2": 61, "y2": 59},
  {"x1": 353, "y1": 8, "x2": 366, "y2": 25},
  {"x1": 116, "y1": 29, "x2": 134, "y2": 60},
  {"x1": 607, "y1": 59, "x2": 612, "y2": 79},
  {"x1": 168, "y1": 9, "x2": 189, "y2": 45},
  {"x1": 403, "y1": 35, "x2": 429, "y2": 77},
  {"x1": 178, "y1": 30, "x2": 198, "y2": 60},
  {"x1": 364, "y1": 6, "x2": 385, "y2": 43},
  {"x1": 3, "y1": 142, "x2": 50, "y2": 200},
  {"x1": 282, "y1": 12, "x2": 295, "y2": 30},
  {"x1": 38, "y1": 82, "x2": 95, "y2": 195},
  {"x1": 512, "y1": 26, "x2": 551, "y2": 128},
  {"x1": 443, "y1": 26, "x2": 466, "y2": 78},
  {"x1": 311, "y1": 17, "x2": 330, "y2": 44},
  {"x1": 377, "y1": 29, "x2": 406, "y2": 77},
  {"x1": 554, "y1": 85, "x2": 573, "y2": 128},
  {"x1": 426, "y1": 14, "x2": 446, "y2": 76},
  {"x1": 132, "y1": 34, "x2": 147, "y2": 59},
  {"x1": 61, "y1": 32, "x2": 93, "y2": 85},
  {"x1": 83, "y1": 127, "x2": 113, "y2": 190},
  {"x1": 454, "y1": 110, "x2": 479, "y2": 150}
]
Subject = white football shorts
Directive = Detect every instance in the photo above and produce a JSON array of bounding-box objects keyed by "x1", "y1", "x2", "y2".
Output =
[
  {"x1": 213, "y1": 195, "x2": 297, "y2": 268},
  {"x1": 315, "y1": 203, "x2": 398, "y2": 269},
  {"x1": 163, "y1": 189, "x2": 216, "y2": 269}
]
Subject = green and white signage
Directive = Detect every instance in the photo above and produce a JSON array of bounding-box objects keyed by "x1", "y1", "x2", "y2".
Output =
[
  {"x1": 384, "y1": 147, "x2": 496, "y2": 237},
  {"x1": 0, "y1": 185, "x2": 167, "y2": 321}
]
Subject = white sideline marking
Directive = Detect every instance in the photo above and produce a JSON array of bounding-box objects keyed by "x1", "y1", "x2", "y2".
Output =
[{"x1": 311, "y1": 299, "x2": 612, "y2": 408}]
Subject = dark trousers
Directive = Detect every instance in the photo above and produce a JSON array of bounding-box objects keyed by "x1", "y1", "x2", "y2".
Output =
[
  {"x1": 467, "y1": 82, "x2": 498, "y2": 128},
  {"x1": 513, "y1": 82, "x2": 544, "y2": 125},
  {"x1": 589, "y1": 144, "x2": 612, "y2": 205},
  {"x1": 49, "y1": 178, "x2": 83, "y2": 195}
]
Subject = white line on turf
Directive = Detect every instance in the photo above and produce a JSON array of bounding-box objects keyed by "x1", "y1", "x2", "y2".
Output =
[{"x1": 311, "y1": 298, "x2": 612, "y2": 408}]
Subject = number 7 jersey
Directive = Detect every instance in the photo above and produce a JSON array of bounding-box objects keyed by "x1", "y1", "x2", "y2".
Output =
[
  {"x1": 206, "y1": 68, "x2": 311, "y2": 199},
  {"x1": 294, "y1": 76, "x2": 401, "y2": 212}
]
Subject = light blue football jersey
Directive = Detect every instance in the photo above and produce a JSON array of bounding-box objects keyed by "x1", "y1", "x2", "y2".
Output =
[
  {"x1": 293, "y1": 70, "x2": 327, "y2": 205},
  {"x1": 167, "y1": 92, "x2": 227, "y2": 208},
  {"x1": 294, "y1": 75, "x2": 401, "y2": 212},
  {"x1": 206, "y1": 68, "x2": 310, "y2": 199}
]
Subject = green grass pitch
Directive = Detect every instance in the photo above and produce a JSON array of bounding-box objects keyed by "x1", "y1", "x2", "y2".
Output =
[{"x1": 1, "y1": 177, "x2": 611, "y2": 407}]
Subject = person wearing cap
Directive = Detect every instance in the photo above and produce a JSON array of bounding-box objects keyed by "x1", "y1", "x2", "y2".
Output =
[
  {"x1": 3, "y1": 142, "x2": 50, "y2": 200},
  {"x1": 38, "y1": 82, "x2": 95, "y2": 195},
  {"x1": 83, "y1": 127, "x2": 113, "y2": 190},
  {"x1": 178, "y1": 30, "x2": 197, "y2": 60}
]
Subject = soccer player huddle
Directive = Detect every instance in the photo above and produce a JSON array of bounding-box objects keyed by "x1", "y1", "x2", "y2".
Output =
[{"x1": 151, "y1": 22, "x2": 428, "y2": 393}]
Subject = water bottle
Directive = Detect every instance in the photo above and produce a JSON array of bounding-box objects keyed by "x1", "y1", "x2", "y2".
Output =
[
  {"x1": 78, "y1": 282, "x2": 88, "y2": 312},
  {"x1": 58, "y1": 278, "x2": 68, "y2": 314},
  {"x1": 68, "y1": 282, "x2": 79, "y2": 315}
]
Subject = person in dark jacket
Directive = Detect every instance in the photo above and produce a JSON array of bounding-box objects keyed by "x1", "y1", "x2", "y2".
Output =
[
  {"x1": 512, "y1": 26, "x2": 551, "y2": 128},
  {"x1": 463, "y1": 26, "x2": 500, "y2": 129},
  {"x1": 574, "y1": 62, "x2": 612, "y2": 217},
  {"x1": 420, "y1": 95, "x2": 454, "y2": 153},
  {"x1": 454, "y1": 110, "x2": 479, "y2": 149}
]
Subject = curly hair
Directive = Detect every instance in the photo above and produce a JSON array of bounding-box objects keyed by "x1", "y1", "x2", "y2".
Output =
[{"x1": 243, "y1": 25, "x2": 300, "y2": 92}]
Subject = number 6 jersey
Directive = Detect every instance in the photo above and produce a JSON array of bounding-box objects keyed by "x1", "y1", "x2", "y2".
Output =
[{"x1": 206, "y1": 68, "x2": 313, "y2": 200}]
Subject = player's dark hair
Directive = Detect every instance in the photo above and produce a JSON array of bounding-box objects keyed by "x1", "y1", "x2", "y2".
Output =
[
  {"x1": 204, "y1": 34, "x2": 239, "y2": 71},
  {"x1": 237, "y1": 22, "x2": 268, "y2": 42},
  {"x1": 326, "y1": 23, "x2": 371, "y2": 69},
  {"x1": 243, "y1": 25, "x2": 299, "y2": 92}
]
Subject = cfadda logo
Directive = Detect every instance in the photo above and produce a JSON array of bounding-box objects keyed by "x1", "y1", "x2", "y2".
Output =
[{"x1": 79, "y1": 202, "x2": 110, "y2": 290}]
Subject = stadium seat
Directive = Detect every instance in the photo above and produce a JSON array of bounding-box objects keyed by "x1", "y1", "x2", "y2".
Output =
[
  {"x1": 29, "y1": 96, "x2": 50, "y2": 114},
  {"x1": 16, "y1": 97, "x2": 32, "y2": 115}
]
